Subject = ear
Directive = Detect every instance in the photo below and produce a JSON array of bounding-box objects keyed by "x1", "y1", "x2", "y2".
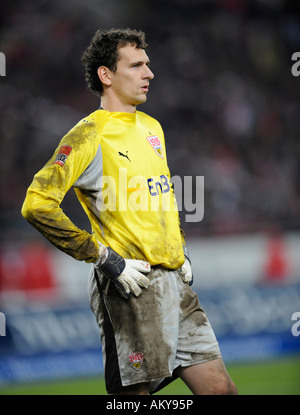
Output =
[{"x1": 97, "y1": 66, "x2": 112, "y2": 87}]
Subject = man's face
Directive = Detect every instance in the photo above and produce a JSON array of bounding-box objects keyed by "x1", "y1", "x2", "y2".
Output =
[{"x1": 109, "y1": 44, "x2": 154, "y2": 109}]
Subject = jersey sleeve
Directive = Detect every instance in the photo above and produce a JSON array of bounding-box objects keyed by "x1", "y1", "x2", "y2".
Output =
[{"x1": 21, "y1": 118, "x2": 101, "y2": 263}]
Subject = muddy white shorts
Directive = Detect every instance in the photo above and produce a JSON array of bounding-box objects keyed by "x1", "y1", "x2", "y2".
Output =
[{"x1": 88, "y1": 264, "x2": 221, "y2": 394}]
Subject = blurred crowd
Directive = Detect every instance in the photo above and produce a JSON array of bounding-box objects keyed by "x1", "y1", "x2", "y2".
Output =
[{"x1": 1, "y1": 0, "x2": 300, "y2": 242}]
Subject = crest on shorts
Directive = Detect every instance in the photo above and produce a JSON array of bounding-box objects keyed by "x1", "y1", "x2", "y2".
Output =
[
  {"x1": 145, "y1": 135, "x2": 163, "y2": 159},
  {"x1": 53, "y1": 145, "x2": 72, "y2": 167},
  {"x1": 129, "y1": 352, "x2": 144, "y2": 371}
]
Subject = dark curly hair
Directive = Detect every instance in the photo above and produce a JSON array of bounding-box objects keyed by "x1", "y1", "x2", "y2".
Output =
[{"x1": 81, "y1": 28, "x2": 148, "y2": 97}]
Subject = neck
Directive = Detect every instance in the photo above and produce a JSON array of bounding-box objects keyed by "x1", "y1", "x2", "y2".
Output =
[{"x1": 100, "y1": 96, "x2": 136, "y2": 113}]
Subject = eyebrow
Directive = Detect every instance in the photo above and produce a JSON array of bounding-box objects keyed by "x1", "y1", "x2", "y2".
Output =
[{"x1": 130, "y1": 59, "x2": 151, "y2": 67}]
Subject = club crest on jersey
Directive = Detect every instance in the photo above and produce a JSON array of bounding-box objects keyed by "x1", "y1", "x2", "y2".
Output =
[
  {"x1": 146, "y1": 135, "x2": 163, "y2": 159},
  {"x1": 129, "y1": 352, "x2": 144, "y2": 371},
  {"x1": 53, "y1": 145, "x2": 72, "y2": 167}
]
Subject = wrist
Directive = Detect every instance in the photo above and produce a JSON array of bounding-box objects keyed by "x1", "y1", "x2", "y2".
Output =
[{"x1": 97, "y1": 247, "x2": 126, "y2": 280}]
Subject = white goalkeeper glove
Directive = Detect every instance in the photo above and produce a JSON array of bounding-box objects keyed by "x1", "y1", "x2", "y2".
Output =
[
  {"x1": 95, "y1": 246, "x2": 150, "y2": 299},
  {"x1": 179, "y1": 245, "x2": 193, "y2": 286}
]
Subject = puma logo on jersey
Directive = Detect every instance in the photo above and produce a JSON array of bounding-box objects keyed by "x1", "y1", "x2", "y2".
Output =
[{"x1": 118, "y1": 151, "x2": 131, "y2": 162}]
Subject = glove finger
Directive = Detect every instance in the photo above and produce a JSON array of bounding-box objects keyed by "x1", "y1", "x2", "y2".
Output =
[
  {"x1": 138, "y1": 274, "x2": 150, "y2": 288},
  {"x1": 131, "y1": 285, "x2": 142, "y2": 296},
  {"x1": 182, "y1": 274, "x2": 191, "y2": 283},
  {"x1": 130, "y1": 270, "x2": 150, "y2": 288},
  {"x1": 115, "y1": 279, "x2": 131, "y2": 299},
  {"x1": 126, "y1": 276, "x2": 142, "y2": 297},
  {"x1": 180, "y1": 264, "x2": 188, "y2": 276},
  {"x1": 126, "y1": 259, "x2": 151, "y2": 273},
  {"x1": 180, "y1": 262, "x2": 193, "y2": 283}
]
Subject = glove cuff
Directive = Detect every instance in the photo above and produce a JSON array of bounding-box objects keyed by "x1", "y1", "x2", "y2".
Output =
[{"x1": 97, "y1": 247, "x2": 126, "y2": 280}]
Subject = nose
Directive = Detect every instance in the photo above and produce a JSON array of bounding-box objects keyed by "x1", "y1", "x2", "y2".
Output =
[{"x1": 144, "y1": 65, "x2": 154, "y2": 80}]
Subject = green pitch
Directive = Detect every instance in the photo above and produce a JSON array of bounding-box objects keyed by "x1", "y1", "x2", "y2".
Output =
[{"x1": 1, "y1": 354, "x2": 299, "y2": 395}]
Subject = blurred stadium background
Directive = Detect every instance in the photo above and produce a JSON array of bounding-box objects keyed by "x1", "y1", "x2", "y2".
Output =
[{"x1": 0, "y1": 0, "x2": 300, "y2": 395}]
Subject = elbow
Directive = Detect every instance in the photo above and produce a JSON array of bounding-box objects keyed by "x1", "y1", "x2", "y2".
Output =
[
  {"x1": 21, "y1": 191, "x2": 59, "y2": 228},
  {"x1": 21, "y1": 194, "x2": 40, "y2": 223},
  {"x1": 21, "y1": 198, "x2": 32, "y2": 221}
]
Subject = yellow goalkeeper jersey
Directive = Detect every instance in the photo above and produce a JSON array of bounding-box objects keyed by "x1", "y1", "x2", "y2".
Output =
[{"x1": 21, "y1": 109, "x2": 185, "y2": 269}]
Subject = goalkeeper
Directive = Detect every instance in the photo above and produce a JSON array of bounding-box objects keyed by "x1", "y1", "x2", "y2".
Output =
[{"x1": 21, "y1": 28, "x2": 237, "y2": 395}]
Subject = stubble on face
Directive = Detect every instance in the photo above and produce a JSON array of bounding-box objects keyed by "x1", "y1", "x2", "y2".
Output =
[{"x1": 110, "y1": 45, "x2": 154, "y2": 110}]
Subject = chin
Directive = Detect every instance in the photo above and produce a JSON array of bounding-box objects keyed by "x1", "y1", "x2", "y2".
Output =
[{"x1": 137, "y1": 96, "x2": 147, "y2": 104}]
